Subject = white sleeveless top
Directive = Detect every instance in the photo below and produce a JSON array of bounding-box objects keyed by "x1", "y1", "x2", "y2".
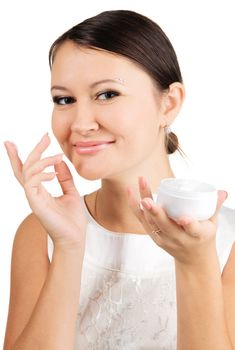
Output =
[{"x1": 48, "y1": 195, "x2": 235, "y2": 350}]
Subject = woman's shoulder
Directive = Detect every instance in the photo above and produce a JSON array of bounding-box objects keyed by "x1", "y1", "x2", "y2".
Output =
[
  {"x1": 13, "y1": 212, "x2": 48, "y2": 258},
  {"x1": 4, "y1": 213, "x2": 49, "y2": 349},
  {"x1": 16, "y1": 212, "x2": 47, "y2": 236},
  {"x1": 17, "y1": 212, "x2": 45, "y2": 228},
  {"x1": 11, "y1": 212, "x2": 49, "y2": 298}
]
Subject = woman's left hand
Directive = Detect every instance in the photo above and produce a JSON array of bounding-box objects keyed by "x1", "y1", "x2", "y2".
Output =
[{"x1": 127, "y1": 176, "x2": 228, "y2": 266}]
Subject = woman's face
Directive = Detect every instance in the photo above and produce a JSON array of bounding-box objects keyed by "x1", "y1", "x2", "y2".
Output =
[{"x1": 51, "y1": 41, "x2": 166, "y2": 180}]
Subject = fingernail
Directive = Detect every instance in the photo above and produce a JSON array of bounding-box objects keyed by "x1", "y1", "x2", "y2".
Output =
[
  {"x1": 4, "y1": 141, "x2": 10, "y2": 147},
  {"x1": 139, "y1": 176, "x2": 147, "y2": 190},
  {"x1": 139, "y1": 202, "x2": 144, "y2": 211},
  {"x1": 41, "y1": 132, "x2": 49, "y2": 141},
  {"x1": 141, "y1": 199, "x2": 152, "y2": 210},
  {"x1": 54, "y1": 153, "x2": 64, "y2": 163},
  {"x1": 4, "y1": 141, "x2": 18, "y2": 152},
  {"x1": 178, "y1": 217, "x2": 193, "y2": 226}
]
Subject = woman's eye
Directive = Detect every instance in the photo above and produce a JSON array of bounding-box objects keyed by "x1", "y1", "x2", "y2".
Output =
[
  {"x1": 97, "y1": 91, "x2": 119, "y2": 100},
  {"x1": 52, "y1": 96, "x2": 75, "y2": 105}
]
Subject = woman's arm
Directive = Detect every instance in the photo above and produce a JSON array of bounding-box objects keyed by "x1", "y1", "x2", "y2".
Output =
[
  {"x1": 175, "y1": 247, "x2": 232, "y2": 350},
  {"x1": 128, "y1": 178, "x2": 233, "y2": 350},
  {"x1": 4, "y1": 135, "x2": 88, "y2": 349},
  {"x1": 4, "y1": 214, "x2": 85, "y2": 350},
  {"x1": 222, "y1": 242, "x2": 235, "y2": 349}
]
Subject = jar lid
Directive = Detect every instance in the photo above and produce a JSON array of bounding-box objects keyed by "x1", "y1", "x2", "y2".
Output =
[{"x1": 158, "y1": 178, "x2": 217, "y2": 199}]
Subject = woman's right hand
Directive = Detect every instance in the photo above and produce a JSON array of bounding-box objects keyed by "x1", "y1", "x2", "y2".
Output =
[{"x1": 4, "y1": 133, "x2": 87, "y2": 250}]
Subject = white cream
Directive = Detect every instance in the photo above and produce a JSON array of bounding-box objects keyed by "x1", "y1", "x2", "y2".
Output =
[{"x1": 156, "y1": 178, "x2": 217, "y2": 221}]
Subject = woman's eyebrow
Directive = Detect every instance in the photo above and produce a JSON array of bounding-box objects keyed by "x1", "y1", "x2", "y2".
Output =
[
  {"x1": 51, "y1": 86, "x2": 70, "y2": 92},
  {"x1": 51, "y1": 78, "x2": 125, "y2": 92},
  {"x1": 89, "y1": 78, "x2": 126, "y2": 88}
]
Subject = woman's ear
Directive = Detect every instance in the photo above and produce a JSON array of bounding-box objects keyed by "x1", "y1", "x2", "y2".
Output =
[{"x1": 160, "y1": 82, "x2": 185, "y2": 127}]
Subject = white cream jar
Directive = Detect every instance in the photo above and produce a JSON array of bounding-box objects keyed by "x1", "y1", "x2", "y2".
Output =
[{"x1": 156, "y1": 178, "x2": 218, "y2": 221}]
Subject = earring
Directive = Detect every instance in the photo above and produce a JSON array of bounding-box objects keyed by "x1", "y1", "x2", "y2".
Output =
[{"x1": 164, "y1": 126, "x2": 172, "y2": 135}]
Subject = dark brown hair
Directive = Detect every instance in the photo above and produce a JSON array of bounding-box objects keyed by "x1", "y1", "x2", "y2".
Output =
[{"x1": 49, "y1": 10, "x2": 185, "y2": 156}]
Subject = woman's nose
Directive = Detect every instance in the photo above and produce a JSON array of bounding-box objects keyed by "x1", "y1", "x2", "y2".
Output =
[{"x1": 70, "y1": 104, "x2": 99, "y2": 134}]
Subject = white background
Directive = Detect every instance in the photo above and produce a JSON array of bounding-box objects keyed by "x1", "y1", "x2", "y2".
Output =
[{"x1": 1, "y1": 0, "x2": 235, "y2": 346}]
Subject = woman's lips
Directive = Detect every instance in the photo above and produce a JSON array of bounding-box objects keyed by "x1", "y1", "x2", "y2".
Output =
[{"x1": 74, "y1": 141, "x2": 115, "y2": 154}]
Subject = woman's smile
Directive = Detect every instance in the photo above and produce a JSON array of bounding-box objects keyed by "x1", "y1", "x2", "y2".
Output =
[{"x1": 74, "y1": 140, "x2": 115, "y2": 154}]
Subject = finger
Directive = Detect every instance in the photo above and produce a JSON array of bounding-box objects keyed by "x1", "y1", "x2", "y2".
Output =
[
  {"x1": 176, "y1": 216, "x2": 201, "y2": 237},
  {"x1": 4, "y1": 141, "x2": 24, "y2": 184},
  {"x1": 141, "y1": 198, "x2": 176, "y2": 246},
  {"x1": 149, "y1": 230, "x2": 165, "y2": 247},
  {"x1": 140, "y1": 197, "x2": 160, "y2": 227},
  {"x1": 210, "y1": 190, "x2": 228, "y2": 224},
  {"x1": 141, "y1": 197, "x2": 179, "y2": 234},
  {"x1": 24, "y1": 172, "x2": 57, "y2": 198},
  {"x1": 54, "y1": 161, "x2": 77, "y2": 195},
  {"x1": 26, "y1": 172, "x2": 57, "y2": 188},
  {"x1": 138, "y1": 176, "x2": 153, "y2": 200},
  {"x1": 24, "y1": 133, "x2": 50, "y2": 169},
  {"x1": 25, "y1": 154, "x2": 63, "y2": 179}
]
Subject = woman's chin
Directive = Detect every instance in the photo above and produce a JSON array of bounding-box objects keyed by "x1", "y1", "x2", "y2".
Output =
[
  {"x1": 80, "y1": 173, "x2": 102, "y2": 181},
  {"x1": 74, "y1": 167, "x2": 105, "y2": 181}
]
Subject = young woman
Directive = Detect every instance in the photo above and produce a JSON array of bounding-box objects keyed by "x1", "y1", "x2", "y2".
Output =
[{"x1": 4, "y1": 10, "x2": 235, "y2": 350}]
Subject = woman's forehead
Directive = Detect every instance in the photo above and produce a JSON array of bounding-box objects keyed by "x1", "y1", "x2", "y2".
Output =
[{"x1": 51, "y1": 41, "x2": 154, "y2": 88}]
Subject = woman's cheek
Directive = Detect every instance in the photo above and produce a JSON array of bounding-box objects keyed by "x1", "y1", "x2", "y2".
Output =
[{"x1": 51, "y1": 113, "x2": 69, "y2": 143}]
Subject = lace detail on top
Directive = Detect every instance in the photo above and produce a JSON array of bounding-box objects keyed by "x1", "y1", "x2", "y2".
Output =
[
  {"x1": 76, "y1": 260, "x2": 177, "y2": 350},
  {"x1": 79, "y1": 194, "x2": 177, "y2": 349},
  {"x1": 47, "y1": 196, "x2": 235, "y2": 350}
]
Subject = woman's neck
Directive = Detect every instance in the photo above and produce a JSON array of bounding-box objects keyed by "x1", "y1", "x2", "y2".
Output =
[{"x1": 85, "y1": 166, "x2": 175, "y2": 235}]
